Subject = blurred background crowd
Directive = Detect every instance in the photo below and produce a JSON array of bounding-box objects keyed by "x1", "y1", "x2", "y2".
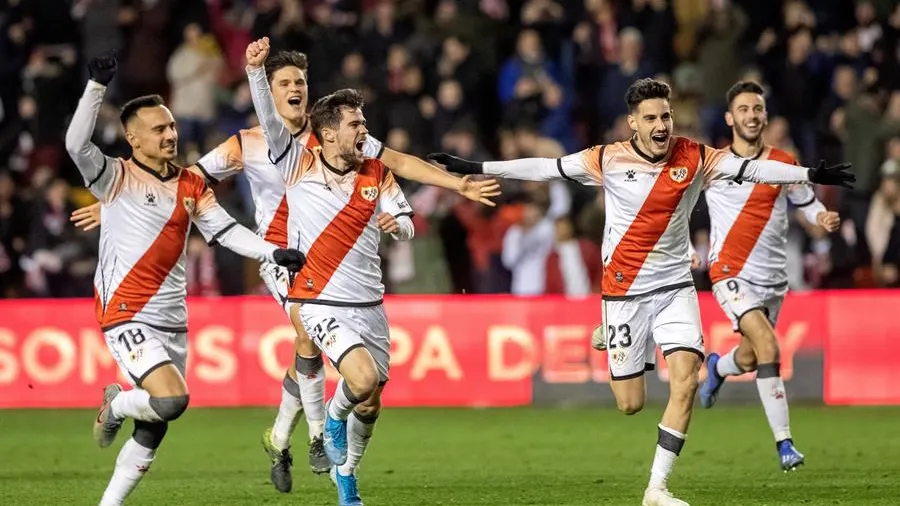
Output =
[{"x1": 1, "y1": 0, "x2": 899, "y2": 299}]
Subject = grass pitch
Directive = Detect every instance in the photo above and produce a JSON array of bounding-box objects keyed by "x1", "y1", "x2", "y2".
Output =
[{"x1": 1, "y1": 405, "x2": 898, "y2": 505}]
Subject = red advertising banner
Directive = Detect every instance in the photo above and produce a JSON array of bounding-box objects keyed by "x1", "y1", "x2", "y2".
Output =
[{"x1": 0, "y1": 291, "x2": 896, "y2": 408}]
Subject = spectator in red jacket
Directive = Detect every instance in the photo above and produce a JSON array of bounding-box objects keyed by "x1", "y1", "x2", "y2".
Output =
[{"x1": 544, "y1": 216, "x2": 601, "y2": 296}]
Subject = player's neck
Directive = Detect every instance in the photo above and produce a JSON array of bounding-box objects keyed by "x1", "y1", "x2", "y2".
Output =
[
  {"x1": 320, "y1": 149, "x2": 356, "y2": 175},
  {"x1": 285, "y1": 115, "x2": 309, "y2": 137},
  {"x1": 731, "y1": 138, "x2": 764, "y2": 159},
  {"x1": 132, "y1": 151, "x2": 172, "y2": 176}
]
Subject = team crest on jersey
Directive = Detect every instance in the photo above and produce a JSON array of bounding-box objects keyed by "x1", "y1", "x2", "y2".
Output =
[
  {"x1": 611, "y1": 349, "x2": 627, "y2": 366},
  {"x1": 183, "y1": 197, "x2": 195, "y2": 213},
  {"x1": 360, "y1": 186, "x2": 379, "y2": 201},
  {"x1": 669, "y1": 166, "x2": 688, "y2": 183}
]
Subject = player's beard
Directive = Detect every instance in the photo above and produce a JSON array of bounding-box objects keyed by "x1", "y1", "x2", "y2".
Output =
[
  {"x1": 339, "y1": 148, "x2": 363, "y2": 169},
  {"x1": 734, "y1": 123, "x2": 763, "y2": 146},
  {"x1": 158, "y1": 141, "x2": 177, "y2": 162}
]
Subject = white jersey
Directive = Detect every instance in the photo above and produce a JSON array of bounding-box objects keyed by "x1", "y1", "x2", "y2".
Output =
[
  {"x1": 481, "y1": 136, "x2": 815, "y2": 299},
  {"x1": 66, "y1": 82, "x2": 278, "y2": 331},
  {"x1": 195, "y1": 125, "x2": 383, "y2": 248},
  {"x1": 281, "y1": 148, "x2": 412, "y2": 305},
  {"x1": 244, "y1": 64, "x2": 412, "y2": 306},
  {"x1": 705, "y1": 146, "x2": 825, "y2": 286}
]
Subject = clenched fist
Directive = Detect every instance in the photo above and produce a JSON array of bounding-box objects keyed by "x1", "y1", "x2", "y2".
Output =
[
  {"x1": 816, "y1": 211, "x2": 841, "y2": 233},
  {"x1": 89, "y1": 52, "x2": 118, "y2": 86},
  {"x1": 377, "y1": 212, "x2": 399, "y2": 234},
  {"x1": 246, "y1": 37, "x2": 270, "y2": 69}
]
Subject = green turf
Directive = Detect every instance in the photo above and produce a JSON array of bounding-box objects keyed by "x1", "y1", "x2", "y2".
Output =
[{"x1": 1, "y1": 405, "x2": 898, "y2": 505}]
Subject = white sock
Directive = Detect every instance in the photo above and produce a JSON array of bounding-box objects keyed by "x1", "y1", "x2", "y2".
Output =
[
  {"x1": 338, "y1": 411, "x2": 377, "y2": 476},
  {"x1": 648, "y1": 424, "x2": 686, "y2": 490},
  {"x1": 716, "y1": 347, "x2": 745, "y2": 377},
  {"x1": 110, "y1": 389, "x2": 163, "y2": 422},
  {"x1": 328, "y1": 378, "x2": 359, "y2": 421},
  {"x1": 295, "y1": 354, "x2": 326, "y2": 439},
  {"x1": 98, "y1": 438, "x2": 156, "y2": 506},
  {"x1": 755, "y1": 363, "x2": 792, "y2": 442},
  {"x1": 272, "y1": 374, "x2": 303, "y2": 450}
]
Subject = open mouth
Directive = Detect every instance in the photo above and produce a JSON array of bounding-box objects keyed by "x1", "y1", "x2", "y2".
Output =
[
  {"x1": 287, "y1": 96, "x2": 302, "y2": 107},
  {"x1": 355, "y1": 140, "x2": 365, "y2": 152},
  {"x1": 651, "y1": 132, "x2": 668, "y2": 145},
  {"x1": 744, "y1": 122, "x2": 760, "y2": 130}
]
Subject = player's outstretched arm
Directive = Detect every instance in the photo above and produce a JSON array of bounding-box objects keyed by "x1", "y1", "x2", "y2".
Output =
[
  {"x1": 192, "y1": 184, "x2": 306, "y2": 268},
  {"x1": 65, "y1": 53, "x2": 121, "y2": 201},
  {"x1": 428, "y1": 147, "x2": 603, "y2": 186},
  {"x1": 382, "y1": 148, "x2": 501, "y2": 207},
  {"x1": 705, "y1": 147, "x2": 855, "y2": 188},
  {"x1": 244, "y1": 37, "x2": 294, "y2": 177}
]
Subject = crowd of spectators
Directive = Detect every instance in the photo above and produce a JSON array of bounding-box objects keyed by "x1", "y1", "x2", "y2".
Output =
[{"x1": 1, "y1": 0, "x2": 899, "y2": 299}]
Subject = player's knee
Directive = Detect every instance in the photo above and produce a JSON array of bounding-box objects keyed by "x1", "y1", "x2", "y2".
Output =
[
  {"x1": 295, "y1": 353, "x2": 324, "y2": 377},
  {"x1": 132, "y1": 420, "x2": 168, "y2": 449},
  {"x1": 736, "y1": 348, "x2": 758, "y2": 371},
  {"x1": 149, "y1": 394, "x2": 190, "y2": 421},
  {"x1": 754, "y1": 333, "x2": 779, "y2": 362},
  {"x1": 617, "y1": 399, "x2": 644, "y2": 415},
  {"x1": 345, "y1": 374, "x2": 378, "y2": 403}
]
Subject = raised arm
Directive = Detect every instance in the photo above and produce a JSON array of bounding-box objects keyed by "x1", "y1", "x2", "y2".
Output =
[
  {"x1": 703, "y1": 146, "x2": 855, "y2": 188},
  {"x1": 244, "y1": 37, "x2": 295, "y2": 179},
  {"x1": 382, "y1": 147, "x2": 501, "y2": 206},
  {"x1": 428, "y1": 146, "x2": 603, "y2": 186},
  {"x1": 65, "y1": 54, "x2": 121, "y2": 201}
]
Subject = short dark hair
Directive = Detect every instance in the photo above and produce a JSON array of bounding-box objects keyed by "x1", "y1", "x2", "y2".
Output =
[
  {"x1": 265, "y1": 51, "x2": 309, "y2": 83},
  {"x1": 310, "y1": 89, "x2": 365, "y2": 139},
  {"x1": 120, "y1": 95, "x2": 165, "y2": 126},
  {"x1": 726, "y1": 81, "x2": 765, "y2": 108},
  {"x1": 624, "y1": 78, "x2": 671, "y2": 113}
]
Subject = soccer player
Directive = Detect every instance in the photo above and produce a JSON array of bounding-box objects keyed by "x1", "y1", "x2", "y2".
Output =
[
  {"x1": 70, "y1": 49, "x2": 500, "y2": 492},
  {"x1": 65, "y1": 54, "x2": 307, "y2": 506},
  {"x1": 246, "y1": 36, "x2": 411, "y2": 506},
  {"x1": 698, "y1": 81, "x2": 840, "y2": 471},
  {"x1": 428, "y1": 78, "x2": 854, "y2": 506}
]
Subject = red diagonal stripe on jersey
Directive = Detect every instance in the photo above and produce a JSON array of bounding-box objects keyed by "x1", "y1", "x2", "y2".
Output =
[
  {"x1": 708, "y1": 183, "x2": 781, "y2": 283},
  {"x1": 289, "y1": 160, "x2": 381, "y2": 299},
  {"x1": 709, "y1": 146, "x2": 793, "y2": 283},
  {"x1": 100, "y1": 171, "x2": 195, "y2": 328},
  {"x1": 264, "y1": 196, "x2": 290, "y2": 248},
  {"x1": 603, "y1": 139, "x2": 700, "y2": 297},
  {"x1": 264, "y1": 132, "x2": 321, "y2": 249}
]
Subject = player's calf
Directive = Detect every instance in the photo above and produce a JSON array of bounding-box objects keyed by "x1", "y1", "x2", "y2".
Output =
[
  {"x1": 263, "y1": 373, "x2": 303, "y2": 493},
  {"x1": 98, "y1": 421, "x2": 168, "y2": 506},
  {"x1": 324, "y1": 356, "x2": 378, "y2": 467},
  {"x1": 294, "y1": 353, "x2": 329, "y2": 473}
]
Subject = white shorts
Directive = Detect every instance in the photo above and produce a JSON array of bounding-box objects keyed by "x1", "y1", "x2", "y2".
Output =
[
  {"x1": 104, "y1": 322, "x2": 187, "y2": 386},
  {"x1": 294, "y1": 303, "x2": 391, "y2": 383},
  {"x1": 260, "y1": 262, "x2": 291, "y2": 316},
  {"x1": 712, "y1": 278, "x2": 787, "y2": 332},
  {"x1": 602, "y1": 286, "x2": 704, "y2": 381}
]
